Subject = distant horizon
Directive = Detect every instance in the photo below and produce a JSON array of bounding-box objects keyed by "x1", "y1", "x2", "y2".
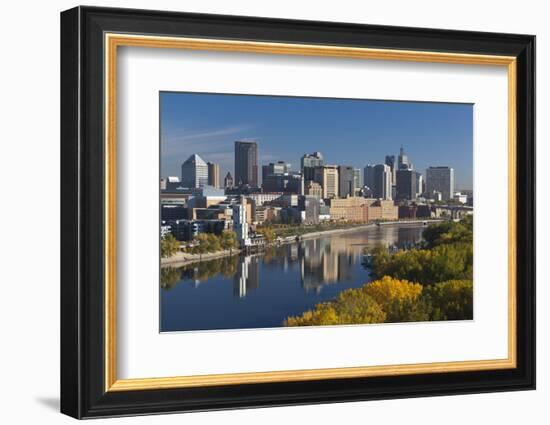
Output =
[{"x1": 161, "y1": 92, "x2": 473, "y2": 190}]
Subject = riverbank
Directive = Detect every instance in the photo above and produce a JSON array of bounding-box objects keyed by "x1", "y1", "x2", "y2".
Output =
[
  {"x1": 161, "y1": 219, "x2": 442, "y2": 267},
  {"x1": 161, "y1": 248, "x2": 241, "y2": 267},
  {"x1": 298, "y1": 219, "x2": 443, "y2": 240}
]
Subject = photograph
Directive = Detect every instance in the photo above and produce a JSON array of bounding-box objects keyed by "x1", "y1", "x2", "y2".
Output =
[{"x1": 159, "y1": 92, "x2": 474, "y2": 332}]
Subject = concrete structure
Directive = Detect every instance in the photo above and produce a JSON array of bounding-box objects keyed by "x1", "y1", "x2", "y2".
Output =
[
  {"x1": 426, "y1": 166, "x2": 455, "y2": 201},
  {"x1": 207, "y1": 162, "x2": 220, "y2": 188},
  {"x1": 313, "y1": 165, "x2": 339, "y2": 199},
  {"x1": 181, "y1": 154, "x2": 208, "y2": 188},
  {"x1": 234, "y1": 140, "x2": 259, "y2": 187},
  {"x1": 338, "y1": 165, "x2": 355, "y2": 198},
  {"x1": 415, "y1": 172, "x2": 424, "y2": 197}
]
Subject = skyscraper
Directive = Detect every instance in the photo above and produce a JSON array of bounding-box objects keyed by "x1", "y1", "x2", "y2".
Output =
[
  {"x1": 385, "y1": 155, "x2": 396, "y2": 184},
  {"x1": 313, "y1": 165, "x2": 339, "y2": 199},
  {"x1": 364, "y1": 165, "x2": 376, "y2": 191},
  {"x1": 396, "y1": 169, "x2": 418, "y2": 200},
  {"x1": 181, "y1": 154, "x2": 208, "y2": 188},
  {"x1": 353, "y1": 168, "x2": 364, "y2": 190},
  {"x1": 426, "y1": 166, "x2": 455, "y2": 201},
  {"x1": 301, "y1": 152, "x2": 324, "y2": 181},
  {"x1": 398, "y1": 145, "x2": 412, "y2": 170},
  {"x1": 372, "y1": 164, "x2": 392, "y2": 200},
  {"x1": 338, "y1": 165, "x2": 355, "y2": 198},
  {"x1": 207, "y1": 162, "x2": 220, "y2": 188},
  {"x1": 234, "y1": 140, "x2": 259, "y2": 187}
]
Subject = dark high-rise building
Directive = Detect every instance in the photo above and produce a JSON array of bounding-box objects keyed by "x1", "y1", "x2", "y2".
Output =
[
  {"x1": 262, "y1": 161, "x2": 291, "y2": 181},
  {"x1": 301, "y1": 152, "x2": 324, "y2": 181},
  {"x1": 262, "y1": 172, "x2": 303, "y2": 194},
  {"x1": 364, "y1": 164, "x2": 375, "y2": 191},
  {"x1": 426, "y1": 166, "x2": 455, "y2": 201},
  {"x1": 396, "y1": 169, "x2": 418, "y2": 200},
  {"x1": 385, "y1": 155, "x2": 396, "y2": 184},
  {"x1": 338, "y1": 165, "x2": 355, "y2": 198},
  {"x1": 234, "y1": 141, "x2": 259, "y2": 187}
]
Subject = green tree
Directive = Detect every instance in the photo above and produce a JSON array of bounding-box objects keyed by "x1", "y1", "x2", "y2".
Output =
[
  {"x1": 160, "y1": 234, "x2": 180, "y2": 258},
  {"x1": 421, "y1": 279, "x2": 473, "y2": 321}
]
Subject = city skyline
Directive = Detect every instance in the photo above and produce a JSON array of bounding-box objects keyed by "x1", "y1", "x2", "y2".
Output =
[{"x1": 161, "y1": 92, "x2": 473, "y2": 190}]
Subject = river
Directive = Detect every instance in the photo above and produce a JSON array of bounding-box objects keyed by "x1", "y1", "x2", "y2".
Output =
[{"x1": 160, "y1": 223, "x2": 425, "y2": 332}]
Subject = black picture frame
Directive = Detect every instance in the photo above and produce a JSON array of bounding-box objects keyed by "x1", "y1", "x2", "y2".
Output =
[{"x1": 61, "y1": 5, "x2": 535, "y2": 419}]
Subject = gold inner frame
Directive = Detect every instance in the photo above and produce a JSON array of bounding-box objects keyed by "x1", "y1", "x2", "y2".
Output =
[{"x1": 104, "y1": 33, "x2": 517, "y2": 392}]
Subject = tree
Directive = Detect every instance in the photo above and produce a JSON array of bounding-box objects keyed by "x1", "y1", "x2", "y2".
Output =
[
  {"x1": 220, "y1": 230, "x2": 238, "y2": 251},
  {"x1": 160, "y1": 234, "x2": 179, "y2": 258},
  {"x1": 421, "y1": 279, "x2": 473, "y2": 321},
  {"x1": 262, "y1": 227, "x2": 276, "y2": 244},
  {"x1": 362, "y1": 276, "x2": 425, "y2": 322}
]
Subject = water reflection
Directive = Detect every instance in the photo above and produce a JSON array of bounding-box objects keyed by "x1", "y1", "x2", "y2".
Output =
[{"x1": 160, "y1": 224, "x2": 425, "y2": 332}]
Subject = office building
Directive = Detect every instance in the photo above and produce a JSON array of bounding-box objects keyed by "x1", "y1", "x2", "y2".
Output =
[
  {"x1": 353, "y1": 168, "x2": 364, "y2": 191},
  {"x1": 304, "y1": 181, "x2": 323, "y2": 198},
  {"x1": 262, "y1": 161, "x2": 291, "y2": 181},
  {"x1": 207, "y1": 162, "x2": 220, "y2": 188},
  {"x1": 426, "y1": 166, "x2": 455, "y2": 201},
  {"x1": 232, "y1": 196, "x2": 250, "y2": 247},
  {"x1": 301, "y1": 152, "x2": 324, "y2": 181},
  {"x1": 385, "y1": 155, "x2": 397, "y2": 184},
  {"x1": 234, "y1": 140, "x2": 259, "y2": 187},
  {"x1": 338, "y1": 165, "x2": 355, "y2": 198},
  {"x1": 262, "y1": 172, "x2": 303, "y2": 194},
  {"x1": 313, "y1": 165, "x2": 339, "y2": 199},
  {"x1": 396, "y1": 168, "x2": 418, "y2": 200},
  {"x1": 415, "y1": 172, "x2": 424, "y2": 197},
  {"x1": 373, "y1": 164, "x2": 392, "y2": 200},
  {"x1": 181, "y1": 154, "x2": 209, "y2": 188},
  {"x1": 364, "y1": 164, "x2": 375, "y2": 192}
]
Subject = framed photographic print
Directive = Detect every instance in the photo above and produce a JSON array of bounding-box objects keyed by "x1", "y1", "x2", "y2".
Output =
[{"x1": 60, "y1": 6, "x2": 536, "y2": 419}]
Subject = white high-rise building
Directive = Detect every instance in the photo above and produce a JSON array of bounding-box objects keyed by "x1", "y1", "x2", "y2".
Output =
[
  {"x1": 426, "y1": 166, "x2": 455, "y2": 201},
  {"x1": 373, "y1": 164, "x2": 392, "y2": 200},
  {"x1": 181, "y1": 154, "x2": 208, "y2": 188},
  {"x1": 232, "y1": 196, "x2": 250, "y2": 247}
]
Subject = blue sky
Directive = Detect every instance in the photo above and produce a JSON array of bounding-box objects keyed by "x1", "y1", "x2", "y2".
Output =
[{"x1": 160, "y1": 92, "x2": 473, "y2": 190}]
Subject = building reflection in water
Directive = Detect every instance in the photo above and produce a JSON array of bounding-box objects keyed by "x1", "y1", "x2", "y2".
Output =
[
  {"x1": 168, "y1": 225, "x2": 424, "y2": 299},
  {"x1": 233, "y1": 255, "x2": 260, "y2": 298}
]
